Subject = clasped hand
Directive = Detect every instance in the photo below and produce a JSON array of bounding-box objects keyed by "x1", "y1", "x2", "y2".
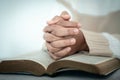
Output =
[{"x1": 43, "y1": 11, "x2": 88, "y2": 60}]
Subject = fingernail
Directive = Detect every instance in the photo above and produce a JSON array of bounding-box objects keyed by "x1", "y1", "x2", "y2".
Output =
[
  {"x1": 70, "y1": 38, "x2": 76, "y2": 45},
  {"x1": 67, "y1": 47, "x2": 71, "y2": 52},
  {"x1": 77, "y1": 23, "x2": 82, "y2": 27},
  {"x1": 73, "y1": 29, "x2": 79, "y2": 34}
]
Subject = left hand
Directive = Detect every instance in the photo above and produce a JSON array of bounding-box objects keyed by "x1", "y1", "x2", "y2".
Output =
[{"x1": 43, "y1": 11, "x2": 88, "y2": 60}]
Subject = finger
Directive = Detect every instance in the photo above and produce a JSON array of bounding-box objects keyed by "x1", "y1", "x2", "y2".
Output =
[
  {"x1": 49, "y1": 52, "x2": 60, "y2": 60},
  {"x1": 43, "y1": 26, "x2": 53, "y2": 33},
  {"x1": 51, "y1": 25, "x2": 79, "y2": 36},
  {"x1": 56, "y1": 20, "x2": 80, "y2": 28},
  {"x1": 47, "y1": 11, "x2": 70, "y2": 25},
  {"x1": 50, "y1": 38, "x2": 76, "y2": 48},
  {"x1": 60, "y1": 11, "x2": 71, "y2": 20},
  {"x1": 47, "y1": 16, "x2": 63, "y2": 25},
  {"x1": 44, "y1": 25, "x2": 79, "y2": 37},
  {"x1": 46, "y1": 42, "x2": 62, "y2": 53},
  {"x1": 43, "y1": 32, "x2": 62, "y2": 42},
  {"x1": 54, "y1": 47, "x2": 71, "y2": 57}
]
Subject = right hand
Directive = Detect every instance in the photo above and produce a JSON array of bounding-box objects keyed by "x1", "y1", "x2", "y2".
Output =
[{"x1": 43, "y1": 11, "x2": 89, "y2": 60}]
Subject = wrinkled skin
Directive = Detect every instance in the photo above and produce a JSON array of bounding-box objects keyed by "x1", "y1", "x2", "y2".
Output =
[{"x1": 43, "y1": 11, "x2": 89, "y2": 60}]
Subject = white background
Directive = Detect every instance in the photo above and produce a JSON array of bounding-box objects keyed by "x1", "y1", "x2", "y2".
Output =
[
  {"x1": 0, "y1": 0, "x2": 120, "y2": 59},
  {"x1": 0, "y1": 0, "x2": 68, "y2": 58}
]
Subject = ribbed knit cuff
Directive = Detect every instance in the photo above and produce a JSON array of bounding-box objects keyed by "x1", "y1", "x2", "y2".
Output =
[
  {"x1": 102, "y1": 33, "x2": 120, "y2": 59},
  {"x1": 81, "y1": 29, "x2": 113, "y2": 57}
]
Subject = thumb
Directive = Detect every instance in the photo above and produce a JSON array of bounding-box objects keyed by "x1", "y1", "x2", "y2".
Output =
[
  {"x1": 47, "y1": 11, "x2": 71, "y2": 25},
  {"x1": 47, "y1": 16, "x2": 63, "y2": 25},
  {"x1": 60, "y1": 11, "x2": 71, "y2": 20}
]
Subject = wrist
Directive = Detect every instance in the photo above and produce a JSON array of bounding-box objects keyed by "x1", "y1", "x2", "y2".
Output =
[
  {"x1": 82, "y1": 38, "x2": 89, "y2": 51},
  {"x1": 79, "y1": 30, "x2": 89, "y2": 51}
]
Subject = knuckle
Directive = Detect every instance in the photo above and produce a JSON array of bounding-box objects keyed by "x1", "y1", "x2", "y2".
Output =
[
  {"x1": 52, "y1": 31, "x2": 56, "y2": 35},
  {"x1": 44, "y1": 33, "x2": 59, "y2": 42},
  {"x1": 43, "y1": 26, "x2": 50, "y2": 32},
  {"x1": 56, "y1": 20, "x2": 63, "y2": 25},
  {"x1": 52, "y1": 26, "x2": 64, "y2": 36},
  {"x1": 51, "y1": 42, "x2": 57, "y2": 48},
  {"x1": 51, "y1": 40, "x2": 64, "y2": 48},
  {"x1": 46, "y1": 43, "x2": 53, "y2": 52},
  {"x1": 53, "y1": 29, "x2": 61, "y2": 36},
  {"x1": 48, "y1": 45, "x2": 56, "y2": 52},
  {"x1": 50, "y1": 47, "x2": 58, "y2": 52},
  {"x1": 48, "y1": 46, "x2": 53, "y2": 52},
  {"x1": 47, "y1": 34, "x2": 54, "y2": 41},
  {"x1": 43, "y1": 33, "x2": 51, "y2": 41}
]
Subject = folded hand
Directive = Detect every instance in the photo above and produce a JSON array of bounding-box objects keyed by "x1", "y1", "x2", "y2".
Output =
[{"x1": 43, "y1": 11, "x2": 89, "y2": 60}]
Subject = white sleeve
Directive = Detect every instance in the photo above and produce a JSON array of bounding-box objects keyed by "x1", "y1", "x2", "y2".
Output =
[{"x1": 102, "y1": 33, "x2": 120, "y2": 59}]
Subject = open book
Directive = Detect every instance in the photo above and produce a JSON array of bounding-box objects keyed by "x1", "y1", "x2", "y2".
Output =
[{"x1": 0, "y1": 50, "x2": 120, "y2": 76}]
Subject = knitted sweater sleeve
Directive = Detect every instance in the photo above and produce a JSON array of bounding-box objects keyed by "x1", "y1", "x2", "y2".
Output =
[
  {"x1": 102, "y1": 33, "x2": 120, "y2": 59},
  {"x1": 81, "y1": 29, "x2": 113, "y2": 57}
]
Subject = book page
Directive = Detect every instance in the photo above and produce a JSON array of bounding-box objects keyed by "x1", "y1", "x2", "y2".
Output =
[
  {"x1": 1, "y1": 50, "x2": 54, "y2": 69},
  {"x1": 60, "y1": 52, "x2": 114, "y2": 64}
]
